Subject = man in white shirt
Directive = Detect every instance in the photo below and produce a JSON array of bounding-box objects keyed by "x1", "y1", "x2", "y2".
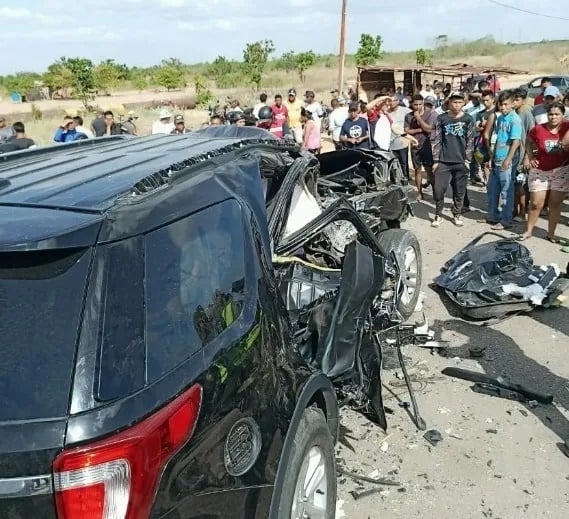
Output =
[
  {"x1": 420, "y1": 83, "x2": 435, "y2": 99},
  {"x1": 388, "y1": 95, "x2": 412, "y2": 180},
  {"x1": 328, "y1": 97, "x2": 349, "y2": 149},
  {"x1": 151, "y1": 109, "x2": 175, "y2": 135},
  {"x1": 253, "y1": 93, "x2": 267, "y2": 119},
  {"x1": 533, "y1": 86, "x2": 559, "y2": 125},
  {"x1": 304, "y1": 90, "x2": 323, "y2": 126}
]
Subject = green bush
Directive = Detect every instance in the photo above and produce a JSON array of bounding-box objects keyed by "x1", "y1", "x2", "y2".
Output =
[{"x1": 196, "y1": 89, "x2": 216, "y2": 107}]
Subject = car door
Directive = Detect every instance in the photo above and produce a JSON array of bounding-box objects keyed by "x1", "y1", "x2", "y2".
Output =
[{"x1": 143, "y1": 198, "x2": 303, "y2": 518}]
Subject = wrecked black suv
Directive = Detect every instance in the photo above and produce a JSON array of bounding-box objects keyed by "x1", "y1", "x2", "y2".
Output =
[{"x1": 0, "y1": 127, "x2": 420, "y2": 519}]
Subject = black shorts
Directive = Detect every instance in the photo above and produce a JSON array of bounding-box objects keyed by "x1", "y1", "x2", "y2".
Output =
[{"x1": 411, "y1": 141, "x2": 434, "y2": 168}]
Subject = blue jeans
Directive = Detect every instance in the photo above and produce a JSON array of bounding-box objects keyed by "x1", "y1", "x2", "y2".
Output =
[{"x1": 487, "y1": 164, "x2": 514, "y2": 225}]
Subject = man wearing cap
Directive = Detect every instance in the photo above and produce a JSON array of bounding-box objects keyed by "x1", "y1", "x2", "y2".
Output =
[
  {"x1": 329, "y1": 97, "x2": 349, "y2": 149},
  {"x1": 431, "y1": 91, "x2": 475, "y2": 228},
  {"x1": 152, "y1": 108, "x2": 175, "y2": 135},
  {"x1": 340, "y1": 103, "x2": 370, "y2": 150},
  {"x1": 534, "y1": 77, "x2": 551, "y2": 107},
  {"x1": 0, "y1": 117, "x2": 14, "y2": 143},
  {"x1": 285, "y1": 88, "x2": 303, "y2": 143},
  {"x1": 171, "y1": 115, "x2": 191, "y2": 134},
  {"x1": 122, "y1": 111, "x2": 138, "y2": 136},
  {"x1": 533, "y1": 86, "x2": 560, "y2": 125}
]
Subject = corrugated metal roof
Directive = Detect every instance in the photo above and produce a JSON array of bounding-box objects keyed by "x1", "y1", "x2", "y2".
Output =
[
  {"x1": 0, "y1": 133, "x2": 281, "y2": 212},
  {"x1": 358, "y1": 63, "x2": 527, "y2": 75}
]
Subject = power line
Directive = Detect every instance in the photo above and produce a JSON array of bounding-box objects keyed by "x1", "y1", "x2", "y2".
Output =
[{"x1": 487, "y1": 0, "x2": 569, "y2": 21}]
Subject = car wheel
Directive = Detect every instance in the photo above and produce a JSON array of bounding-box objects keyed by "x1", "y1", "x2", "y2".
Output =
[
  {"x1": 277, "y1": 407, "x2": 336, "y2": 519},
  {"x1": 376, "y1": 228, "x2": 422, "y2": 320}
]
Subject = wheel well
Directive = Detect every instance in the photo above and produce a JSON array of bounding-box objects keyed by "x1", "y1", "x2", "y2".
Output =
[{"x1": 307, "y1": 389, "x2": 338, "y2": 442}]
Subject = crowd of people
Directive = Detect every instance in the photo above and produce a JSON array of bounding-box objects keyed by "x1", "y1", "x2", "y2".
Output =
[
  {"x1": 320, "y1": 77, "x2": 569, "y2": 243},
  {"x1": 0, "y1": 76, "x2": 567, "y2": 244}
]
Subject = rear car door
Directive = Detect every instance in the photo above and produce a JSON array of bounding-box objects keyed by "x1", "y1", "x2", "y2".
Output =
[{"x1": 143, "y1": 199, "x2": 302, "y2": 518}]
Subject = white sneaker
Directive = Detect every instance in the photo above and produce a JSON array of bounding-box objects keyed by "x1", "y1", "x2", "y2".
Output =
[
  {"x1": 453, "y1": 215, "x2": 464, "y2": 226},
  {"x1": 431, "y1": 216, "x2": 442, "y2": 228}
]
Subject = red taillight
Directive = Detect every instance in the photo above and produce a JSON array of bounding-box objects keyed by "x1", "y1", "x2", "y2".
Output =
[{"x1": 53, "y1": 384, "x2": 203, "y2": 519}]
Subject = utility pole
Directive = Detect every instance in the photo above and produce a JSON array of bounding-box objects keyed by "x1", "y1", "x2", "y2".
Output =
[{"x1": 338, "y1": 0, "x2": 347, "y2": 95}]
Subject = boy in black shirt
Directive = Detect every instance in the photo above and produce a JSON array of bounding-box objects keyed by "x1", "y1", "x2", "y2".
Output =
[{"x1": 431, "y1": 92, "x2": 474, "y2": 227}]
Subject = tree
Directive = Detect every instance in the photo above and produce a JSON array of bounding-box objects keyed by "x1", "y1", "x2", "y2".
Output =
[
  {"x1": 276, "y1": 51, "x2": 296, "y2": 73},
  {"x1": 206, "y1": 56, "x2": 234, "y2": 78},
  {"x1": 294, "y1": 51, "x2": 316, "y2": 82},
  {"x1": 243, "y1": 39, "x2": 275, "y2": 90},
  {"x1": 355, "y1": 34, "x2": 383, "y2": 66},
  {"x1": 65, "y1": 57, "x2": 96, "y2": 107},
  {"x1": 43, "y1": 61, "x2": 74, "y2": 98},
  {"x1": 132, "y1": 75, "x2": 148, "y2": 92},
  {"x1": 45, "y1": 57, "x2": 95, "y2": 107},
  {"x1": 155, "y1": 58, "x2": 186, "y2": 91},
  {"x1": 415, "y1": 48, "x2": 434, "y2": 66},
  {"x1": 94, "y1": 60, "x2": 123, "y2": 93},
  {"x1": 2, "y1": 73, "x2": 38, "y2": 96}
]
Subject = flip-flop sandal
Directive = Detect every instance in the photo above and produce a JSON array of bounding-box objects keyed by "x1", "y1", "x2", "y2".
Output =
[
  {"x1": 561, "y1": 246, "x2": 569, "y2": 253},
  {"x1": 547, "y1": 237, "x2": 561, "y2": 244},
  {"x1": 516, "y1": 234, "x2": 531, "y2": 241}
]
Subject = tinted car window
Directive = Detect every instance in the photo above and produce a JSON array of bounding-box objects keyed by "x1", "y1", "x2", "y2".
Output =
[
  {"x1": 96, "y1": 238, "x2": 145, "y2": 402},
  {"x1": 0, "y1": 248, "x2": 91, "y2": 420},
  {"x1": 145, "y1": 200, "x2": 246, "y2": 381},
  {"x1": 551, "y1": 77, "x2": 564, "y2": 87}
]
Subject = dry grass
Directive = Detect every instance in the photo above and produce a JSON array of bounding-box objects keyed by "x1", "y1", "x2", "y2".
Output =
[{"x1": 26, "y1": 108, "x2": 210, "y2": 146}]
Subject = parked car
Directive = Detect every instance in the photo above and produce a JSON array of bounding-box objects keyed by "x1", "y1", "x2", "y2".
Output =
[
  {"x1": 518, "y1": 75, "x2": 569, "y2": 98},
  {"x1": 0, "y1": 128, "x2": 420, "y2": 518}
]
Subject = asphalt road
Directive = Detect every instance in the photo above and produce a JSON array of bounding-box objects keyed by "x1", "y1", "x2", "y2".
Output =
[{"x1": 337, "y1": 184, "x2": 569, "y2": 519}]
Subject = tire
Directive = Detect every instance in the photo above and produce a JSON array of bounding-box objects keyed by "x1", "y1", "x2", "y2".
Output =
[
  {"x1": 376, "y1": 228, "x2": 422, "y2": 321},
  {"x1": 276, "y1": 407, "x2": 337, "y2": 519}
]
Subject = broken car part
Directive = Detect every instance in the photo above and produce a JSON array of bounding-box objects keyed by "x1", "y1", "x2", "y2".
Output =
[
  {"x1": 442, "y1": 367, "x2": 554, "y2": 404},
  {"x1": 434, "y1": 232, "x2": 567, "y2": 320},
  {"x1": 423, "y1": 429, "x2": 443, "y2": 446}
]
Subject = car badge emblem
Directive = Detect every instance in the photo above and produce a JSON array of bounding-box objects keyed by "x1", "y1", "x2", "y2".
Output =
[{"x1": 224, "y1": 417, "x2": 262, "y2": 477}]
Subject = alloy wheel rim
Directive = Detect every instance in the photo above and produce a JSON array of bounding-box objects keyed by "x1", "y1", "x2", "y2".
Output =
[
  {"x1": 291, "y1": 446, "x2": 328, "y2": 519},
  {"x1": 400, "y1": 245, "x2": 418, "y2": 305}
]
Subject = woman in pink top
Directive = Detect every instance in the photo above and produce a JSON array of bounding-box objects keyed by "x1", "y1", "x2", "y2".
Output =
[{"x1": 301, "y1": 107, "x2": 321, "y2": 154}]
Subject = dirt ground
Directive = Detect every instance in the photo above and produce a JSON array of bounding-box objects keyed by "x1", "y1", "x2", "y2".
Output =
[{"x1": 336, "y1": 183, "x2": 569, "y2": 518}]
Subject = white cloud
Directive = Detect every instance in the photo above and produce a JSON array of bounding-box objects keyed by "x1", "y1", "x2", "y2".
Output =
[
  {"x1": 160, "y1": 0, "x2": 187, "y2": 6},
  {"x1": 0, "y1": 7, "x2": 32, "y2": 19},
  {"x1": 0, "y1": 6, "x2": 67, "y2": 24}
]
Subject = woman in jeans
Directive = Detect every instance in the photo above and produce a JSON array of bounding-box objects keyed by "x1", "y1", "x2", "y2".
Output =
[{"x1": 519, "y1": 101, "x2": 569, "y2": 242}]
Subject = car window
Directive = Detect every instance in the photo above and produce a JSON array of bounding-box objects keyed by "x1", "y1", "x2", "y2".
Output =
[
  {"x1": 96, "y1": 238, "x2": 146, "y2": 402},
  {"x1": 145, "y1": 199, "x2": 246, "y2": 382},
  {"x1": 0, "y1": 248, "x2": 91, "y2": 420},
  {"x1": 550, "y1": 77, "x2": 564, "y2": 87},
  {"x1": 529, "y1": 78, "x2": 542, "y2": 88}
]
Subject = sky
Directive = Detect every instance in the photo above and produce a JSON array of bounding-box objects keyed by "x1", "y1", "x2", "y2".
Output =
[{"x1": 0, "y1": 0, "x2": 566, "y2": 74}]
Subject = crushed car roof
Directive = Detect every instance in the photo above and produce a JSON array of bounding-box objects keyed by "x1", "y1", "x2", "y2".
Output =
[
  {"x1": 0, "y1": 127, "x2": 294, "y2": 213},
  {"x1": 0, "y1": 127, "x2": 293, "y2": 251}
]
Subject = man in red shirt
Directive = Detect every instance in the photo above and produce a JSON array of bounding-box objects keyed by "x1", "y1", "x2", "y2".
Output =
[
  {"x1": 270, "y1": 94, "x2": 289, "y2": 138},
  {"x1": 533, "y1": 77, "x2": 551, "y2": 106}
]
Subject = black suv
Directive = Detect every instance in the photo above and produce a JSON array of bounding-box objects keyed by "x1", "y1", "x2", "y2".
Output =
[{"x1": 0, "y1": 127, "x2": 420, "y2": 519}]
